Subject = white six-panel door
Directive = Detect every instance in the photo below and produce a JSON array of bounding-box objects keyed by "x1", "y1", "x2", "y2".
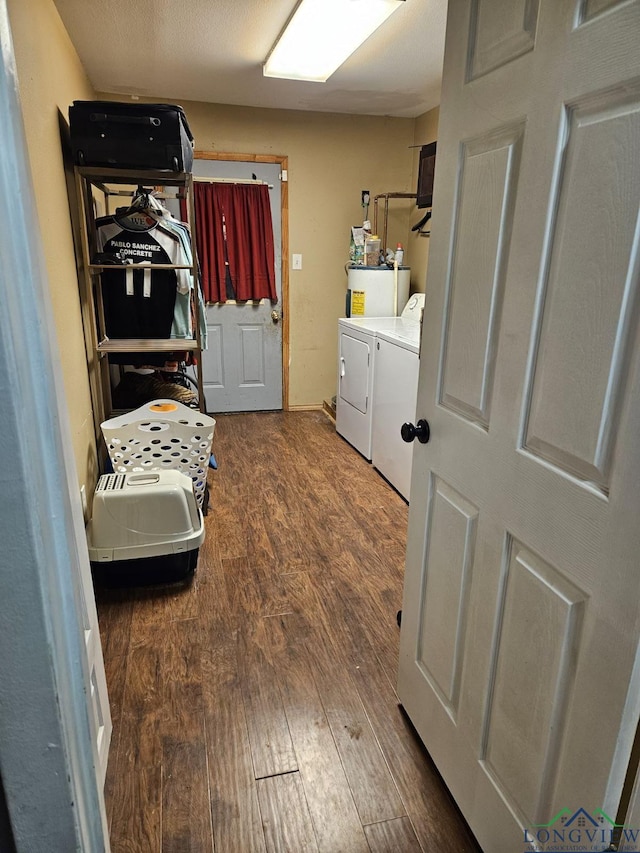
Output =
[{"x1": 398, "y1": 1, "x2": 640, "y2": 850}]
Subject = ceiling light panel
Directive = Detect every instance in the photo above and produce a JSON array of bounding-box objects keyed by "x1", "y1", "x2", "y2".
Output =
[{"x1": 263, "y1": 0, "x2": 405, "y2": 83}]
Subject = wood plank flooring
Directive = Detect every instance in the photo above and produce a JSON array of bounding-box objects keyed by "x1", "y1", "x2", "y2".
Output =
[{"x1": 97, "y1": 411, "x2": 481, "y2": 853}]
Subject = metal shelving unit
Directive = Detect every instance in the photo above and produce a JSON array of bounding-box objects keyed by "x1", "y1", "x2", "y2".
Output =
[{"x1": 74, "y1": 165, "x2": 206, "y2": 427}]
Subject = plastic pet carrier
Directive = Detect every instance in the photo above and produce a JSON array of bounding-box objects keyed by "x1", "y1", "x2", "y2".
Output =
[
  {"x1": 87, "y1": 470, "x2": 204, "y2": 587},
  {"x1": 69, "y1": 100, "x2": 194, "y2": 172},
  {"x1": 100, "y1": 400, "x2": 215, "y2": 508}
]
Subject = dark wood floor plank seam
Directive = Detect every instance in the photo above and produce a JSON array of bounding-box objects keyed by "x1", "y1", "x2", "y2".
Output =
[
  {"x1": 264, "y1": 613, "x2": 371, "y2": 853},
  {"x1": 103, "y1": 651, "x2": 129, "y2": 728},
  {"x1": 361, "y1": 814, "x2": 417, "y2": 828},
  {"x1": 110, "y1": 760, "x2": 162, "y2": 853},
  {"x1": 363, "y1": 815, "x2": 424, "y2": 853},
  {"x1": 261, "y1": 610, "x2": 294, "y2": 619},
  {"x1": 253, "y1": 768, "x2": 300, "y2": 781},
  {"x1": 286, "y1": 569, "x2": 435, "y2": 847},
  {"x1": 309, "y1": 657, "x2": 407, "y2": 828},
  {"x1": 328, "y1": 561, "x2": 402, "y2": 695},
  {"x1": 284, "y1": 591, "x2": 407, "y2": 828},
  {"x1": 103, "y1": 719, "x2": 122, "y2": 836},
  {"x1": 161, "y1": 709, "x2": 213, "y2": 853},
  {"x1": 321, "y1": 571, "x2": 452, "y2": 848},
  {"x1": 200, "y1": 708, "x2": 217, "y2": 853},
  {"x1": 256, "y1": 771, "x2": 320, "y2": 853},
  {"x1": 201, "y1": 648, "x2": 267, "y2": 853},
  {"x1": 352, "y1": 659, "x2": 479, "y2": 853},
  {"x1": 96, "y1": 591, "x2": 134, "y2": 660},
  {"x1": 237, "y1": 619, "x2": 299, "y2": 781}
]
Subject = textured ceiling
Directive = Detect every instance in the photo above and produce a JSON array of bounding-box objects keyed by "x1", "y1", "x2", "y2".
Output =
[{"x1": 52, "y1": 0, "x2": 447, "y2": 118}]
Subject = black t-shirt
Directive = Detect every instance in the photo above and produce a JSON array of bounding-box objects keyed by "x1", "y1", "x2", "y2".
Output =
[{"x1": 96, "y1": 214, "x2": 188, "y2": 339}]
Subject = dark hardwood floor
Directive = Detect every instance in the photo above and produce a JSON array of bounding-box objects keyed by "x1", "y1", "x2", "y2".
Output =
[{"x1": 97, "y1": 410, "x2": 480, "y2": 853}]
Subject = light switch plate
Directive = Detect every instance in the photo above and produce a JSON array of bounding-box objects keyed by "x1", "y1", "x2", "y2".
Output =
[{"x1": 292, "y1": 254, "x2": 302, "y2": 270}]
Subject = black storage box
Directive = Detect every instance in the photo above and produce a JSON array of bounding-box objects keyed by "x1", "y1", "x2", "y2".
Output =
[
  {"x1": 69, "y1": 101, "x2": 194, "y2": 173},
  {"x1": 91, "y1": 548, "x2": 199, "y2": 589}
]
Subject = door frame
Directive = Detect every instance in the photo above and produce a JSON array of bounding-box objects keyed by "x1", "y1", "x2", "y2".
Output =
[{"x1": 194, "y1": 150, "x2": 290, "y2": 411}]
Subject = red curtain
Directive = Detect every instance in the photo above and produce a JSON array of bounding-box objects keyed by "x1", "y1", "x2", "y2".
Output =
[{"x1": 192, "y1": 182, "x2": 276, "y2": 303}]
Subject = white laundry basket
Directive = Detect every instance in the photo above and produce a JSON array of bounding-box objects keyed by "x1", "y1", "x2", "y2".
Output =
[{"x1": 101, "y1": 400, "x2": 216, "y2": 507}]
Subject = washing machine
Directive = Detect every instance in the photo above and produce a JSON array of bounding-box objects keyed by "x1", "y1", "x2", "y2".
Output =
[
  {"x1": 336, "y1": 294, "x2": 424, "y2": 462},
  {"x1": 371, "y1": 319, "x2": 422, "y2": 500}
]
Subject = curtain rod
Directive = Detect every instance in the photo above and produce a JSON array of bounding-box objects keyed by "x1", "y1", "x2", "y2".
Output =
[{"x1": 194, "y1": 176, "x2": 274, "y2": 189}]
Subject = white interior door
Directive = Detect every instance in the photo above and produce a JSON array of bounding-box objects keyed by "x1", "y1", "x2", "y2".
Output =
[
  {"x1": 192, "y1": 159, "x2": 283, "y2": 413},
  {"x1": 398, "y1": 2, "x2": 640, "y2": 851}
]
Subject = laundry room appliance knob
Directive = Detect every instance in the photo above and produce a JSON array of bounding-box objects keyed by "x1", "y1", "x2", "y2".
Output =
[{"x1": 401, "y1": 419, "x2": 430, "y2": 444}]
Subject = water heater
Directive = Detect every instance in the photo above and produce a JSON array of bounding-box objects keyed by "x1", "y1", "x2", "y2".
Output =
[{"x1": 346, "y1": 265, "x2": 411, "y2": 317}]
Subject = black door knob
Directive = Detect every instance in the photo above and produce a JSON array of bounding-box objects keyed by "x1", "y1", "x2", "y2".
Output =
[{"x1": 401, "y1": 419, "x2": 431, "y2": 444}]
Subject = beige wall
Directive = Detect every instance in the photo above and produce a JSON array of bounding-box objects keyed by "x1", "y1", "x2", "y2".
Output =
[
  {"x1": 7, "y1": 0, "x2": 98, "y2": 492},
  {"x1": 409, "y1": 106, "x2": 440, "y2": 296}
]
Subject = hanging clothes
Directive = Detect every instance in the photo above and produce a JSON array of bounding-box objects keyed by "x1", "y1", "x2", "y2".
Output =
[
  {"x1": 95, "y1": 212, "x2": 187, "y2": 339},
  {"x1": 95, "y1": 191, "x2": 207, "y2": 350},
  {"x1": 191, "y1": 181, "x2": 277, "y2": 303},
  {"x1": 154, "y1": 213, "x2": 207, "y2": 348}
]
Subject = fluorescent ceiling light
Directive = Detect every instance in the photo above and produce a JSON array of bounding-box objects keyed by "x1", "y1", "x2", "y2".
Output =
[{"x1": 263, "y1": 0, "x2": 405, "y2": 83}]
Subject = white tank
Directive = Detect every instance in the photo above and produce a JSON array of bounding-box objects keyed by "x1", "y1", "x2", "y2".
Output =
[{"x1": 346, "y1": 265, "x2": 411, "y2": 317}]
